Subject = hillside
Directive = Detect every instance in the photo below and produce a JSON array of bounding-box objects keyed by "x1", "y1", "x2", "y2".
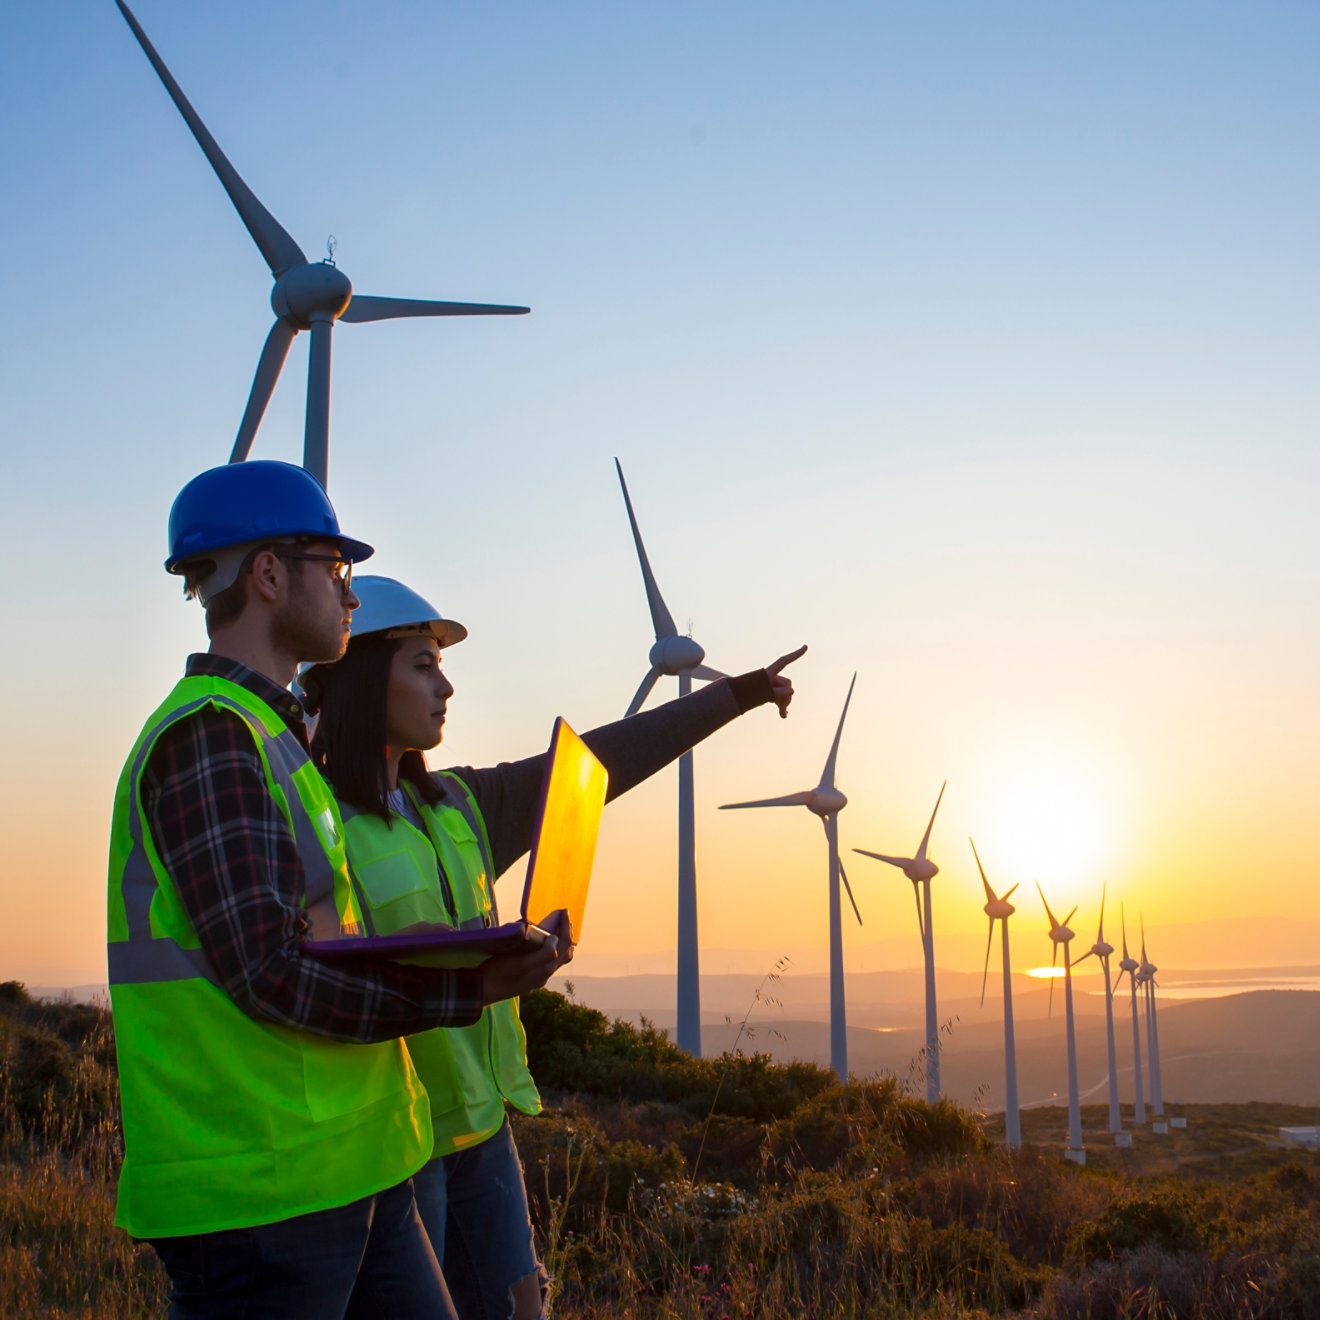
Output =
[{"x1": 3, "y1": 980, "x2": 1319, "y2": 1319}]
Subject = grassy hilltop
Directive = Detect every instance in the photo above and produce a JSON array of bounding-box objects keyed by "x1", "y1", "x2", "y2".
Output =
[{"x1": 2, "y1": 979, "x2": 1318, "y2": 1319}]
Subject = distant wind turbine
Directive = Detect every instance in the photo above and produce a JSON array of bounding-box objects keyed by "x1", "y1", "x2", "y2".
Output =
[
  {"x1": 853, "y1": 782, "x2": 947, "y2": 1104},
  {"x1": 1038, "y1": 882, "x2": 1085, "y2": 1164},
  {"x1": 1138, "y1": 920, "x2": 1166, "y2": 1130},
  {"x1": 721, "y1": 676, "x2": 859, "y2": 1081},
  {"x1": 115, "y1": 1, "x2": 529, "y2": 488},
  {"x1": 614, "y1": 460, "x2": 726, "y2": 1056},
  {"x1": 970, "y1": 839, "x2": 1021, "y2": 1149},
  {"x1": 1116, "y1": 905, "x2": 1146, "y2": 1125},
  {"x1": 1073, "y1": 884, "x2": 1124, "y2": 1140}
]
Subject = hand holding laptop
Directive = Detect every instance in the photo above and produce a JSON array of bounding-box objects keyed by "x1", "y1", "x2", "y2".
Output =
[{"x1": 480, "y1": 908, "x2": 574, "y2": 1006}]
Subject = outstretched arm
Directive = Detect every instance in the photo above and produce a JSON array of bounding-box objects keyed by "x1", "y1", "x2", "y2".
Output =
[{"x1": 446, "y1": 648, "x2": 805, "y2": 878}]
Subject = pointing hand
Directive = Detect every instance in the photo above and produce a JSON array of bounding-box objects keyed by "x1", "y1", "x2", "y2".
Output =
[{"x1": 765, "y1": 644, "x2": 807, "y2": 719}]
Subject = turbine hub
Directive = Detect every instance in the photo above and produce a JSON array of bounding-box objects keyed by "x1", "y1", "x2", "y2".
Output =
[
  {"x1": 272, "y1": 262, "x2": 354, "y2": 329},
  {"x1": 985, "y1": 900, "x2": 1015, "y2": 918},
  {"x1": 1093, "y1": 940, "x2": 1114, "y2": 958},
  {"x1": 906, "y1": 858, "x2": 938, "y2": 883},
  {"x1": 809, "y1": 787, "x2": 847, "y2": 816},
  {"x1": 650, "y1": 634, "x2": 706, "y2": 675}
]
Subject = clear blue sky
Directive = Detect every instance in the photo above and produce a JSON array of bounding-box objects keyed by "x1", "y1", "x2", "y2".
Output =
[{"x1": 1, "y1": 2, "x2": 1316, "y2": 983}]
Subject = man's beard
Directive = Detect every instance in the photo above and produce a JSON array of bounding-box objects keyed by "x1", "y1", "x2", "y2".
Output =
[{"x1": 272, "y1": 586, "x2": 346, "y2": 665}]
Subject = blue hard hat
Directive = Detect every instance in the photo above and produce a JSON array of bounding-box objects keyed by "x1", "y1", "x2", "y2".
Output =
[{"x1": 165, "y1": 461, "x2": 374, "y2": 575}]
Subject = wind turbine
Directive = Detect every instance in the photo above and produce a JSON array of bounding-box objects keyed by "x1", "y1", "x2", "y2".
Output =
[
  {"x1": 115, "y1": 1, "x2": 529, "y2": 488},
  {"x1": 1038, "y1": 883, "x2": 1085, "y2": 1164},
  {"x1": 970, "y1": 839, "x2": 1021, "y2": 1149},
  {"x1": 1116, "y1": 905, "x2": 1146, "y2": 1125},
  {"x1": 1138, "y1": 920, "x2": 1167, "y2": 1131},
  {"x1": 721, "y1": 676, "x2": 859, "y2": 1081},
  {"x1": 1073, "y1": 884, "x2": 1125, "y2": 1141},
  {"x1": 853, "y1": 783, "x2": 947, "y2": 1104},
  {"x1": 614, "y1": 460, "x2": 726, "y2": 1056}
]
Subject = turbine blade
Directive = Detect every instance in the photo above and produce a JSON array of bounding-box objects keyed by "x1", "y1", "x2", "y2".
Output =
[
  {"x1": 614, "y1": 459, "x2": 677, "y2": 640},
  {"x1": 720, "y1": 791, "x2": 813, "y2": 810},
  {"x1": 1097, "y1": 880, "x2": 1107, "y2": 942},
  {"x1": 838, "y1": 860, "x2": 863, "y2": 927},
  {"x1": 115, "y1": 1, "x2": 307, "y2": 277},
  {"x1": 1121, "y1": 902, "x2": 1130, "y2": 960},
  {"x1": 851, "y1": 850, "x2": 911, "y2": 870},
  {"x1": 912, "y1": 881, "x2": 925, "y2": 940},
  {"x1": 1074, "y1": 950, "x2": 1094, "y2": 966},
  {"x1": 1003, "y1": 883, "x2": 1020, "y2": 900},
  {"x1": 229, "y1": 320, "x2": 296, "y2": 462},
  {"x1": 1064, "y1": 906, "x2": 1078, "y2": 929},
  {"x1": 690, "y1": 664, "x2": 726, "y2": 682},
  {"x1": 915, "y1": 780, "x2": 946, "y2": 860},
  {"x1": 969, "y1": 837, "x2": 995, "y2": 903},
  {"x1": 625, "y1": 667, "x2": 662, "y2": 717},
  {"x1": 820, "y1": 673, "x2": 857, "y2": 789},
  {"x1": 1036, "y1": 880, "x2": 1059, "y2": 932},
  {"x1": 1049, "y1": 966, "x2": 1056, "y2": 1018},
  {"x1": 339, "y1": 295, "x2": 530, "y2": 323},
  {"x1": 980, "y1": 920, "x2": 994, "y2": 1007}
]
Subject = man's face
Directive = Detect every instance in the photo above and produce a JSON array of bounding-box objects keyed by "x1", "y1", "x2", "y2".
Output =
[{"x1": 271, "y1": 539, "x2": 359, "y2": 664}]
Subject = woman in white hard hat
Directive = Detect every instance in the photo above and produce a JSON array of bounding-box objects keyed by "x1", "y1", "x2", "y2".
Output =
[{"x1": 303, "y1": 575, "x2": 803, "y2": 1320}]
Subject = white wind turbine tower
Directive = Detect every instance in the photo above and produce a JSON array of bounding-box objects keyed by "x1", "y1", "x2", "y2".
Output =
[
  {"x1": 1038, "y1": 883, "x2": 1086, "y2": 1164},
  {"x1": 970, "y1": 839, "x2": 1021, "y2": 1149},
  {"x1": 614, "y1": 460, "x2": 726, "y2": 1057},
  {"x1": 853, "y1": 783, "x2": 947, "y2": 1104},
  {"x1": 1139, "y1": 920, "x2": 1167, "y2": 1132},
  {"x1": 1117, "y1": 905, "x2": 1146, "y2": 1125},
  {"x1": 721, "y1": 676, "x2": 859, "y2": 1081},
  {"x1": 1072, "y1": 884, "x2": 1127, "y2": 1143}
]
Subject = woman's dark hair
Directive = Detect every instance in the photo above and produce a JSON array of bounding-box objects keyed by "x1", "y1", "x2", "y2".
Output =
[{"x1": 309, "y1": 634, "x2": 444, "y2": 823}]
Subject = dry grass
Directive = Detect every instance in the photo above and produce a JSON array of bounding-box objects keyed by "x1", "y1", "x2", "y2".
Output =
[{"x1": 3, "y1": 983, "x2": 1318, "y2": 1320}]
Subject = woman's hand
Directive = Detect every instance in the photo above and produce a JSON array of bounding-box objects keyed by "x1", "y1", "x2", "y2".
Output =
[
  {"x1": 766, "y1": 644, "x2": 807, "y2": 718},
  {"x1": 479, "y1": 911, "x2": 574, "y2": 1005}
]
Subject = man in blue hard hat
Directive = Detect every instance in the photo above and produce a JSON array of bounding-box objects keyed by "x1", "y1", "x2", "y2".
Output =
[{"x1": 106, "y1": 461, "x2": 568, "y2": 1320}]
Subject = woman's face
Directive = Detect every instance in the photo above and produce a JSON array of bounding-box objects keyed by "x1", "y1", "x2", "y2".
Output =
[{"x1": 385, "y1": 636, "x2": 454, "y2": 755}]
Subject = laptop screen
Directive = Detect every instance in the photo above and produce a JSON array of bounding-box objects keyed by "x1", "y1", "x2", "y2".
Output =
[{"x1": 521, "y1": 717, "x2": 608, "y2": 942}]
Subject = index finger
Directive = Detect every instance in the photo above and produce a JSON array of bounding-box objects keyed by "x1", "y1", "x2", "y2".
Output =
[{"x1": 767, "y1": 644, "x2": 808, "y2": 676}]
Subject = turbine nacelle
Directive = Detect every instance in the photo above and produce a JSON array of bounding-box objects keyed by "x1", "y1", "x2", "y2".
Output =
[
  {"x1": 649, "y1": 634, "x2": 707, "y2": 675},
  {"x1": 808, "y1": 787, "x2": 848, "y2": 817},
  {"x1": 1118, "y1": 956, "x2": 1139, "y2": 974},
  {"x1": 1049, "y1": 925, "x2": 1075, "y2": 946},
  {"x1": 272, "y1": 262, "x2": 354, "y2": 328},
  {"x1": 984, "y1": 896, "x2": 1016, "y2": 920},
  {"x1": 1090, "y1": 939, "x2": 1114, "y2": 959}
]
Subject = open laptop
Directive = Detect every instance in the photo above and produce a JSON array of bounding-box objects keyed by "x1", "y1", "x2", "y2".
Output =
[{"x1": 304, "y1": 718, "x2": 608, "y2": 969}]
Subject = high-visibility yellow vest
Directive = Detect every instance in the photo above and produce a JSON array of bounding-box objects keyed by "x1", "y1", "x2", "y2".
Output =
[
  {"x1": 106, "y1": 675, "x2": 432, "y2": 1239},
  {"x1": 342, "y1": 775, "x2": 541, "y2": 1156}
]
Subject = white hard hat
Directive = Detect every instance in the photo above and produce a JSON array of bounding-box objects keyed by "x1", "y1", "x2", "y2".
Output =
[{"x1": 348, "y1": 575, "x2": 468, "y2": 648}]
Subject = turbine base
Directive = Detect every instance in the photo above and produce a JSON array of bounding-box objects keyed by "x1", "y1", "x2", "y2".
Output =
[
  {"x1": 1064, "y1": 1148, "x2": 1087, "y2": 1165},
  {"x1": 1151, "y1": 1120, "x2": 1169, "y2": 1135},
  {"x1": 1113, "y1": 1132, "x2": 1133, "y2": 1148}
]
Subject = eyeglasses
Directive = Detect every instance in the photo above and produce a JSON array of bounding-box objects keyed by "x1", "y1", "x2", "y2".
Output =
[{"x1": 274, "y1": 550, "x2": 353, "y2": 591}]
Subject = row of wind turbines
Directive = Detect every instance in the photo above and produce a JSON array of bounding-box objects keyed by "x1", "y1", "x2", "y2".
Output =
[
  {"x1": 112, "y1": 0, "x2": 1173, "y2": 1162},
  {"x1": 617, "y1": 461, "x2": 1171, "y2": 1163}
]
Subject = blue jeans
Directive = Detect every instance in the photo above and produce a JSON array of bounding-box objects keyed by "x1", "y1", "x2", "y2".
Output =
[
  {"x1": 411, "y1": 1120, "x2": 544, "y2": 1319},
  {"x1": 147, "y1": 1177, "x2": 457, "y2": 1320}
]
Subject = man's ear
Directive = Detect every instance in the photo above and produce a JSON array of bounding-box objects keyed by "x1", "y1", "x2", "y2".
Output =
[{"x1": 248, "y1": 549, "x2": 284, "y2": 605}]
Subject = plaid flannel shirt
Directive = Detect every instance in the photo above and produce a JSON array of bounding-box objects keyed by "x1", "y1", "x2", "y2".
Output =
[{"x1": 140, "y1": 653, "x2": 483, "y2": 1042}]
